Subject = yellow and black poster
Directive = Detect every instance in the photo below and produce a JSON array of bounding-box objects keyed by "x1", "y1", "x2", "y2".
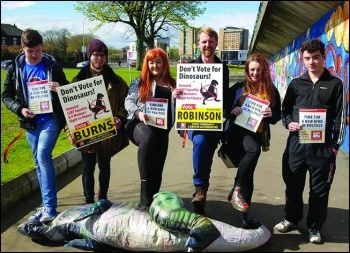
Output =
[
  {"x1": 175, "y1": 63, "x2": 223, "y2": 131},
  {"x1": 57, "y1": 76, "x2": 117, "y2": 149}
]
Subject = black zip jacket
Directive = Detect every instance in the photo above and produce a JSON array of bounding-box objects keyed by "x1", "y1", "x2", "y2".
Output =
[
  {"x1": 1, "y1": 53, "x2": 70, "y2": 130},
  {"x1": 224, "y1": 81, "x2": 282, "y2": 125},
  {"x1": 281, "y1": 68, "x2": 346, "y2": 150},
  {"x1": 223, "y1": 81, "x2": 282, "y2": 151}
]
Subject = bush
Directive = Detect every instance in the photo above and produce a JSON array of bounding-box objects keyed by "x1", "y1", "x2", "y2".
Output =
[{"x1": 1, "y1": 45, "x2": 21, "y2": 61}]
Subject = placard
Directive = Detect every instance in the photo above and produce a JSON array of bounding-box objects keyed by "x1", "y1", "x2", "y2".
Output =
[
  {"x1": 234, "y1": 94, "x2": 270, "y2": 132},
  {"x1": 146, "y1": 98, "x2": 168, "y2": 129},
  {"x1": 299, "y1": 108, "x2": 326, "y2": 143},
  {"x1": 28, "y1": 80, "x2": 52, "y2": 114},
  {"x1": 175, "y1": 63, "x2": 223, "y2": 131},
  {"x1": 57, "y1": 76, "x2": 117, "y2": 149}
]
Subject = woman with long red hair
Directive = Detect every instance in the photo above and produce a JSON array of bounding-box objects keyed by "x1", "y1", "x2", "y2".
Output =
[
  {"x1": 223, "y1": 52, "x2": 281, "y2": 228},
  {"x1": 125, "y1": 48, "x2": 183, "y2": 207}
]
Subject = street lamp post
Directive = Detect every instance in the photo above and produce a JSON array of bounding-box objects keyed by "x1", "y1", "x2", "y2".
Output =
[{"x1": 82, "y1": 17, "x2": 88, "y2": 61}]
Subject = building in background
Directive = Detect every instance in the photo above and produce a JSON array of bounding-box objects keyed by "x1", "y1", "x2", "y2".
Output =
[
  {"x1": 218, "y1": 26, "x2": 249, "y2": 64},
  {"x1": 1, "y1": 23, "x2": 23, "y2": 46},
  {"x1": 155, "y1": 37, "x2": 171, "y2": 56},
  {"x1": 178, "y1": 26, "x2": 249, "y2": 63},
  {"x1": 127, "y1": 38, "x2": 170, "y2": 57},
  {"x1": 178, "y1": 27, "x2": 200, "y2": 60}
]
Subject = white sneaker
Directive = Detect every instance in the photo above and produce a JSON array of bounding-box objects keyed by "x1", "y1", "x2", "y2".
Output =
[
  {"x1": 29, "y1": 207, "x2": 45, "y2": 221},
  {"x1": 308, "y1": 229, "x2": 321, "y2": 243},
  {"x1": 39, "y1": 208, "x2": 57, "y2": 223},
  {"x1": 274, "y1": 219, "x2": 294, "y2": 232}
]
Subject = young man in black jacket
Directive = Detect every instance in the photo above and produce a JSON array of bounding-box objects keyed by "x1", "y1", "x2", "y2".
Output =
[{"x1": 275, "y1": 39, "x2": 346, "y2": 244}]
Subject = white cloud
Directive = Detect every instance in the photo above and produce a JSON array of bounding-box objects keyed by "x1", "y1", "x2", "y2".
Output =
[
  {"x1": 1, "y1": 1, "x2": 259, "y2": 49},
  {"x1": 1, "y1": 14, "x2": 135, "y2": 48},
  {"x1": 1, "y1": 1, "x2": 37, "y2": 10}
]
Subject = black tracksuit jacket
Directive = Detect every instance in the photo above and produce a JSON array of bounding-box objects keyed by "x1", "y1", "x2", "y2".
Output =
[{"x1": 282, "y1": 68, "x2": 346, "y2": 150}]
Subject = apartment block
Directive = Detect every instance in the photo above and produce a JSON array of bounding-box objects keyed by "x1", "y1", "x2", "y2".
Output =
[
  {"x1": 178, "y1": 26, "x2": 249, "y2": 63},
  {"x1": 178, "y1": 27, "x2": 198, "y2": 60},
  {"x1": 219, "y1": 27, "x2": 249, "y2": 64}
]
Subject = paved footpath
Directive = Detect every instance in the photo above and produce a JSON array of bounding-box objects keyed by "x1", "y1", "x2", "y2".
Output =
[{"x1": 1, "y1": 123, "x2": 349, "y2": 252}]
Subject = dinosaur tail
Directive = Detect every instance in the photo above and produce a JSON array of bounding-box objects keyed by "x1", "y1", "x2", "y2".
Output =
[{"x1": 150, "y1": 191, "x2": 220, "y2": 252}]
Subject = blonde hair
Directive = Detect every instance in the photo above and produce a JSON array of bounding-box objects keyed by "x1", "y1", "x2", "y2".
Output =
[{"x1": 197, "y1": 27, "x2": 218, "y2": 42}]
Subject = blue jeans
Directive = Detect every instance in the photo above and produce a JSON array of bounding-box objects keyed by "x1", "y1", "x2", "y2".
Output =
[
  {"x1": 187, "y1": 130, "x2": 221, "y2": 189},
  {"x1": 26, "y1": 116, "x2": 60, "y2": 211}
]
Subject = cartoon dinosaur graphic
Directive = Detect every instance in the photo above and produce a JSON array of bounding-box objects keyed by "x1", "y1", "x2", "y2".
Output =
[
  {"x1": 200, "y1": 79, "x2": 220, "y2": 105},
  {"x1": 87, "y1": 93, "x2": 109, "y2": 119}
]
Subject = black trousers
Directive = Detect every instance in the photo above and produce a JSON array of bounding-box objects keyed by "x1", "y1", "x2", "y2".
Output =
[
  {"x1": 81, "y1": 152, "x2": 111, "y2": 199},
  {"x1": 282, "y1": 134, "x2": 336, "y2": 230},
  {"x1": 227, "y1": 125, "x2": 262, "y2": 205},
  {"x1": 126, "y1": 119, "x2": 170, "y2": 205}
]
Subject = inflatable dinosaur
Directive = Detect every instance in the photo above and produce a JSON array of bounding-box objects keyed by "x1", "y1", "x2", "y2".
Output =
[{"x1": 18, "y1": 191, "x2": 271, "y2": 252}]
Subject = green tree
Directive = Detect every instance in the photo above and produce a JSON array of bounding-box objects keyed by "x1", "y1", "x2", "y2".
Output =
[
  {"x1": 43, "y1": 27, "x2": 71, "y2": 62},
  {"x1": 169, "y1": 46, "x2": 179, "y2": 61},
  {"x1": 1, "y1": 45, "x2": 21, "y2": 61},
  {"x1": 68, "y1": 33, "x2": 95, "y2": 62},
  {"x1": 75, "y1": 1, "x2": 206, "y2": 69}
]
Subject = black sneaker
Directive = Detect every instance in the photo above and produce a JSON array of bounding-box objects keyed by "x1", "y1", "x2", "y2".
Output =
[
  {"x1": 193, "y1": 203, "x2": 207, "y2": 216},
  {"x1": 97, "y1": 191, "x2": 108, "y2": 201},
  {"x1": 85, "y1": 197, "x2": 95, "y2": 204},
  {"x1": 242, "y1": 217, "x2": 262, "y2": 229}
]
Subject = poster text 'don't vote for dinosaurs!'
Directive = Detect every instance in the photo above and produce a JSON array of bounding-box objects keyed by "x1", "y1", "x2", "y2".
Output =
[
  {"x1": 175, "y1": 63, "x2": 223, "y2": 131},
  {"x1": 56, "y1": 75, "x2": 117, "y2": 149}
]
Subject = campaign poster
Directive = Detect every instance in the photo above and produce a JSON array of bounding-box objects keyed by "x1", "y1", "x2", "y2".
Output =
[
  {"x1": 146, "y1": 98, "x2": 168, "y2": 129},
  {"x1": 234, "y1": 94, "x2": 270, "y2": 132},
  {"x1": 299, "y1": 108, "x2": 326, "y2": 143},
  {"x1": 56, "y1": 76, "x2": 117, "y2": 149},
  {"x1": 175, "y1": 63, "x2": 223, "y2": 131},
  {"x1": 28, "y1": 80, "x2": 53, "y2": 114}
]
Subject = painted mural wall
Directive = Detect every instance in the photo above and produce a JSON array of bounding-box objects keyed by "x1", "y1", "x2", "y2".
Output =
[{"x1": 269, "y1": 1, "x2": 349, "y2": 155}]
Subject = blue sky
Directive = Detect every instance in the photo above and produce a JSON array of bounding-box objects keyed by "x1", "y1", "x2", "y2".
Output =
[{"x1": 1, "y1": 1, "x2": 261, "y2": 49}]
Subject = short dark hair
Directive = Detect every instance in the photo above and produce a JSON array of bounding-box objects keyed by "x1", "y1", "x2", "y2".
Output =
[
  {"x1": 21, "y1": 29, "x2": 43, "y2": 48},
  {"x1": 301, "y1": 39, "x2": 325, "y2": 55}
]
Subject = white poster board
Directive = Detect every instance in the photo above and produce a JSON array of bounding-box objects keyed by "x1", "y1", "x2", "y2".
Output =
[
  {"x1": 146, "y1": 98, "x2": 168, "y2": 129},
  {"x1": 234, "y1": 94, "x2": 270, "y2": 132},
  {"x1": 28, "y1": 80, "x2": 53, "y2": 114},
  {"x1": 175, "y1": 63, "x2": 223, "y2": 131},
  {"x1": 57, "y1": 76, "x2": 117, "y2": 149},
  {"x1": 299, "y1": 108, "x2": 326, "y2": 143}
]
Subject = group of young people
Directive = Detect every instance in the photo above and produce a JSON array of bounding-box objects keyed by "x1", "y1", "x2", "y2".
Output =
[{"x1": 2, "y1": 27, "x2": 345, "y2": 246}]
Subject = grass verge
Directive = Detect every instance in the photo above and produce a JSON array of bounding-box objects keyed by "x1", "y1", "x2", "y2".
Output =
[
  {"x1": 1, "y1": 64, "x2": 243, "y2": 184},
  {"x1": 1, "y1": 67, "x2": 143, "y2": 183}
]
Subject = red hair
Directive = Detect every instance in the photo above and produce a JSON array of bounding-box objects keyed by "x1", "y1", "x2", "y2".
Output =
[
  {"x1": 138, "y1": 48, "x2": 176, "y2": 102},
  {"x1": 244, "y1": 52, "x2": 276, "y2": 105}
]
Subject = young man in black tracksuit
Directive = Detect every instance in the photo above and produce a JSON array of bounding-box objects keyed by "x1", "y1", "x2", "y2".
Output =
[{"x1": 275, "y1": 39, "x2": 346, "y2": 244}]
